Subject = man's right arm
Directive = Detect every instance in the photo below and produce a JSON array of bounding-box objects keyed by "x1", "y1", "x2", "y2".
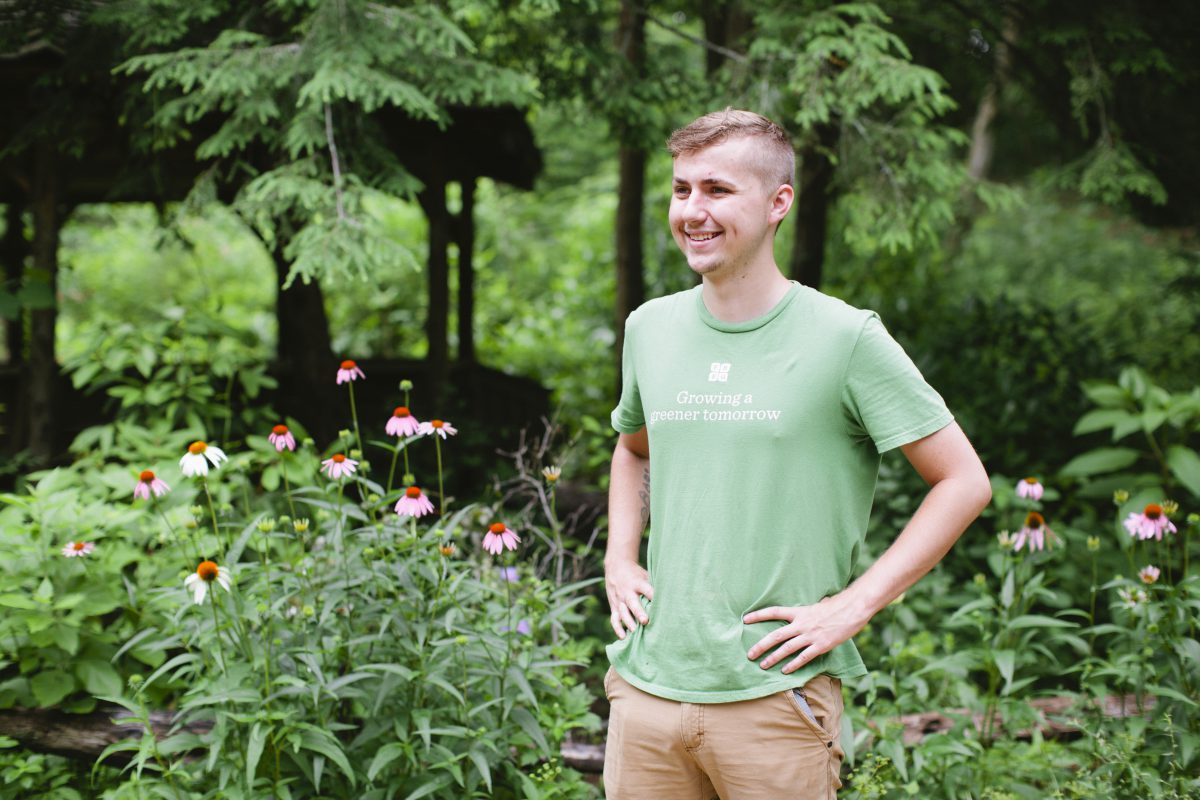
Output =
[{"x1": 605, "y1": 427, "x2": 654, "y2": 640}]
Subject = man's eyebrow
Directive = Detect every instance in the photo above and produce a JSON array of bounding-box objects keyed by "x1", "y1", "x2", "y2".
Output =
[{"x1": 673, "y1": 176, "x2": 738, "y2": 186}]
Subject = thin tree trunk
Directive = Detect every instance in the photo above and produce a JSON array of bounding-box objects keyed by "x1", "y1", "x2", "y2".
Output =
[
  {"x1": 967, "y1": 14, "x2": 1017, "y2": 181},
  {"x1": 2, "y1": 204, "x2": 26, "y2": 366},
  {"x1": 456, "y1": 179, "x2": 476, "y2": 364},
  {"x1": 614, "y1": 0, "x2": 647, "y2": 379},
  {"x1": 700, "y1": 0, "x2": 751, "y2": 77},
  {"x1": 27, "y1": 142, "x2": 58, "y2": 462},
  {"x1": 789, "y1": 123, "x2": 840, "y2": 289}
]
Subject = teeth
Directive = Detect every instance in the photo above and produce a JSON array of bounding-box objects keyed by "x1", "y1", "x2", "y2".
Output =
[{"x1": 689, "y1": 232, "x2": 719, "y2": 241}]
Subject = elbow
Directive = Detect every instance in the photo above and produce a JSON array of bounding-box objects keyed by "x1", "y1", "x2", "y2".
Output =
[{"x1": 970, "y1": 467, "x2": 992, "y2": 517}]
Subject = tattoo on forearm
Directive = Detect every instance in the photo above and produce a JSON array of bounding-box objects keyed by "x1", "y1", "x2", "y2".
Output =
[{"x1": 638, "y1": 467, "x2": 650, "y2": 528}]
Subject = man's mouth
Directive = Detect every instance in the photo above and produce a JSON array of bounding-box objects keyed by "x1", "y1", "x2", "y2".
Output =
[{"x1": 687, "y1": 231, "x2": 721, "y2": 242}]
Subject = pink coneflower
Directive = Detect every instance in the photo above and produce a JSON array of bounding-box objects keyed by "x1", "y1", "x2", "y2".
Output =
[
  {"x1": 61, "y1": 541, "x2": 94, "y2": 558},
  {"x1": 1016, "y1": 477, "x2": 1044, "y2": 501},
  {"x1": 482, "y1": 522, "x2": 520, "y2": 555},
  {"x1": 386, "y1": 406, "x2": 421, "y2": 437},
  {"x1": 133, "y1": 470, "x2": 170, "y2": 500},
  {"x1": 1013, "y1": 512, "x2": 1052, "y2": 552},
  {"x1": 395, "y1": 486, "x2": 435, "y2": 517},
  {"x1": 320, "y1": 453, "x2": 358, "y2": 480},
  {"x1": 336, "y1": 359, "x2": 365, "y2": 384},
  {"x1": 419, "y1": 419, "x2": 457, "y2": 439},
  {"x1": 179, "y1": 441, "x2": 228, "y2": 477},
  {"x1": 269, "y1": 424, "x2": 296, "y2": 452},
  {"x1": 1123, "y1": 503, "x2": 1177, "y2": 541},
  {"x1": 184, "y1": 560, "x2": 232, "y2": 604},
  {"x1": 1138, "y1": 565, "x2": 1161, "y2": 585}
]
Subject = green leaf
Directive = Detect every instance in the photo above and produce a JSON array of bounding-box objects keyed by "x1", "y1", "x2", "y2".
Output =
[
  {"x1": 1059, "y1": 448, "x2": 1140, "y2": 478},
  {"x1": 1072, "y1": 408, "x2": 1135, "y2": 437},
  {"x1": 367, "y1": 742, "x2": 406, "y2": 781},
  {"x1": 0, "y1": 594, "x2": 37, "y2": 610},
  {"x1": 246, "y1": 722, "x2": 267, "y2": 788},
  {"x1": 1166, "y1": 445, "x2": 1200, "y2": 499},
  {"x1": 466, "y1": 747, "x2": 492, "y2": 792},
  {"x1": 509, "y1": 706, "x2": 549, "y2": 753},
  {"x1": 299, "y1": 730, "x2": 355, "y2": 787},
  {"x1": 31, "y1": 669, "x2": 75, "y2": 707},
  {"x1": 75, "y1": 659, "x2": 122, "y2": 696},
  {"x1": 993, "y1": 650, "x2": 1015, "y2": 690},
  {"x1": 403, "y1": 776, "x2": 451, "y2": 800},
  {"x1": 1081, "y1": 383, "x2": 1128, "y2": 408},
  {"x1": 1007, "y1": 615, "x2": 1078, "y2": 630}
]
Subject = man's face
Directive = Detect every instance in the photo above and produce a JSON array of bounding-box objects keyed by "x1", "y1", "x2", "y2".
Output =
[{"x1": 668, "y1": 136, "x2": 790, "y2": 280}]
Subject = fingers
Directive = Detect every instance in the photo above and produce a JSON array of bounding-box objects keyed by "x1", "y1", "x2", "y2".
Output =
[
  {"x1": 783, "y1": 644, "x2": 824, "y2": 675},
  {"x1": 607, "y1": 585, "x2": 653, "y2": 640},
  {"x1": 742, "y1": 606, "x2": 785, "y2": 624},
  {"x1": 754, "y1": 633, "x2": 809, "y2": 670}
]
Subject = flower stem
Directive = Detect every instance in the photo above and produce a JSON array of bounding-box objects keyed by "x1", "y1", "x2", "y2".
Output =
[
  {"x1": 386, "y1": 441, "x2": 401, "y2": 498},
  {"x1": 435, "y1": 436, "x2": 445, "y2": 516},
  {"x1": 209, "y1": 596, "x2": 227, "y2": 674},
  {"x1": 202, "y1": 480, "x2": 221, "y2": 555},
  {"x1": 347, "y1": 381, "x2": 365, "y2": 468},
  {"x1": 281, "y1": 460, "x2": 298, "y2": 521}
]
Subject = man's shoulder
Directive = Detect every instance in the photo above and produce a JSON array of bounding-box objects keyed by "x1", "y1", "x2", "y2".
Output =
[
  {"x1": 797, "y1": 284, "x2": 875, "y2": 325},
  {"x1": 626, "y1": 286, "x2": 700, "y2": 327}
]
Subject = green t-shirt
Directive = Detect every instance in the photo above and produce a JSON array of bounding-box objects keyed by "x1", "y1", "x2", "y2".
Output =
[{"x1": 607, "y1": 282, "x2": 953, "y2": 703}]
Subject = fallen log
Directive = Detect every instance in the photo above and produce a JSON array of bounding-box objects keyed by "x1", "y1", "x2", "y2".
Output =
[{"x1": 0, "y1": 693, "x2": 1156, "y2": 774}]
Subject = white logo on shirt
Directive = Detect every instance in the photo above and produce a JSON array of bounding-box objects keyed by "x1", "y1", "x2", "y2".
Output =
[{"x1": 708, "y1": 362, "x2": 731, "y2": 382}]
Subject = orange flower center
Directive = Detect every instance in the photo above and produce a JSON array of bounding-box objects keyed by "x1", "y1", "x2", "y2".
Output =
[
  {"x1": 139, "y1": 470, "x2": 155, "y2": 482},
  {"x1": 1023, "y1": 477, "x2": 1039, "y2": 485},
  {"x1": 489, "y1": 522, "x2": 507, "y2": 534},
  {"x1": 393, "y1": 406, "x2": 410, "y2": 417},
  {"x1": 197, "y1": 561, "x2": 219, "y2": 582},
  {"x1": 1024, "y1": 512, "x2": 1044, "y2": 528},
  {"x1": 440, "y1": 545, "x2": 455, "y2": 556},
  {"x1": 272, "y1": 424, "x2": 289, "y2": 435},
  {"x1": 72, "y1": 542, "x2": 87, "y2": 551},
  {"x1": 431, "y1": 419, "x2": 444, "y2": 428},
  {"x1": 340, "y1": 360, "x2": 356, "y2": 369},
  {"x1": 1144, "y1": 503, "x2": 1162, "y2": 519},
  {"x1": 332, "y1": 454, "x2": 346, "y2": 463},
  {"x1": 188, "y1": 441, "x2": 207, "y2": 455},
  {"x1": 405, "y1": 486, "x2": 422, "y2": 498}
]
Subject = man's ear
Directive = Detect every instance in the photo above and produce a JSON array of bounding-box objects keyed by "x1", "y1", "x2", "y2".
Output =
[{"x1": 768, "y1": 183, "x2": 795, "y2": 227}]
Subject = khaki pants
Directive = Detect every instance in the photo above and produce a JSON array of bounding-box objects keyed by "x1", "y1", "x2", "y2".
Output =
[{"x1": 603, "y1": 667, "x2": 845, "y2": 799}]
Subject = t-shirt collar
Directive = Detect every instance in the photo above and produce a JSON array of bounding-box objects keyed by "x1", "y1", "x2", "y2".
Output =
[{"x1": 695, "y1": 281, "x2": 801, "y2": 333}]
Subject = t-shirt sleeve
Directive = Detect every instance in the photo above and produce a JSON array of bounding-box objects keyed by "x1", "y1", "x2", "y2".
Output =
[
  {"x1": 841, "y1": 314, "x2": 953, "y2": 454},
  {"x1": 611, "y1": 314, "x2": 646, "y2": 434}
]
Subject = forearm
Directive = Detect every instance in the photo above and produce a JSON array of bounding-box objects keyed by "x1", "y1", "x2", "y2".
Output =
[
  {"x1": 606, "y1": 444, "x2": 650, "y2": 566},
  {"x1": 841, "y1": 472, "x2": 991, "y2": 622}
]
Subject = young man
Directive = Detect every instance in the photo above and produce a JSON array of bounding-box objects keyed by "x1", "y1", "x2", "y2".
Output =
[{"x1": 603, "y1": 109, "x2": 991, "y2": 799}]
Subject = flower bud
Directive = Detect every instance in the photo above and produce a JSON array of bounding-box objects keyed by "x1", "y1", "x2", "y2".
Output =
[
  {"x1": 257, "y1": 518, "x2": 276, "y2": 533},
  {"x1": 338, "y1": 429, "x2": 352, "y2": 440},
  {"x1": 279, "y1": 515, "x2": 291, "y2": 525},
  {"x1": 400, "y1": 379, "x2": 413, "y2": 391},
  {"x1": 1086, "y1": 536, "x2": 1101, "y2": 552},
  {"x1": 189, "y1": 505, "x2": 205, "y2": 518},
  {"x1": 127, "y1": 674, "x2": 144, "y2": 688},
  {"x1": 293, "y1": 518, "x2": 310, "y2": 533},
  {"x1": 402, "y1": 473, "x2": 416, "y2": 486},
  {"x1": 363, "y1": 547, "x2": 376, "y2": 558},
  {"x1": 302, "y1": 604, "x2": 315, "y2": 617},
  {"x1": 1161, "y1": 499, "x2": 1179, "y2": 516},
  {"x1": 1113, "y1": 489, "x2": 1130, "y2": 505}
]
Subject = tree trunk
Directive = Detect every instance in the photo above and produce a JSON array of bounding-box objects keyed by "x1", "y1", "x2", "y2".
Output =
[
  {"x1": 456, "y1": 179, "x2": 476, "y2": 365},
  {"x1": 789, "y1": 123, "x2": 840, "y2": 289},
  {"x1": 700, "y1": 0, "x2": 751, "y2": 77},
  {"x1": 272, "y1": 245, "x2": 338, "y2": 445},
  {"x1": 614, "y1": 0, "x2": 647, "y2": 379},
  {"x1": 420, "y1": 155, "x2": 451, "y2": 400},
  {"x1": 967, "y1": 14, "x2": 1018, "y2": 181},
  {"x1": 2, "y1": 204, "x2": 26, "y2": 366},
  {"x1": 27, "y1": 142, "x2": 58, "y2": 462}
]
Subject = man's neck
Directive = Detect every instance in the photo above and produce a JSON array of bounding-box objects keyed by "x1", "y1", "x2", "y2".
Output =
[{"x1": 700, "y1": 264, "x2": 792, "y2": 323}]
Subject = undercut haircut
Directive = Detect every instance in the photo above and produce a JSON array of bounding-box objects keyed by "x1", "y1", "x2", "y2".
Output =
[{"x1": 667, "y1": 108, "x2": 795, "y2": 190}]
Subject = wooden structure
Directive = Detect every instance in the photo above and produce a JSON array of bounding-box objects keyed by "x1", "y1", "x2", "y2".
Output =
[{"x1": 0, "y1": 26, "x2": 545, "y2": 463}]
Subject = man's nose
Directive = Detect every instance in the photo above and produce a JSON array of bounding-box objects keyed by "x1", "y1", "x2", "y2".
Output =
[{"x1": 681, "y1": 192, "x2": 708, "y2": 222}]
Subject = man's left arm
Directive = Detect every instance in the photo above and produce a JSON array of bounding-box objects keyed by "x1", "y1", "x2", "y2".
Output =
[{"x1": 744, "y1": 421, "x2": 992, "y2": 674}]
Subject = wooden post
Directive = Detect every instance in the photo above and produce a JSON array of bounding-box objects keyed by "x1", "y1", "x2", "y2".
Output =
[
  {"x1": 456, "y1": 178, "x2": 476, "y2": 364},
  {"x1": 27, "y1": 142, "x2": 58, "y2": 462}
]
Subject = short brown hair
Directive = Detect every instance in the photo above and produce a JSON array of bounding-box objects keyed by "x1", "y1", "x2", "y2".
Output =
[{"x1": 667, "y1": 108, "x2": 795, "y2": 189}]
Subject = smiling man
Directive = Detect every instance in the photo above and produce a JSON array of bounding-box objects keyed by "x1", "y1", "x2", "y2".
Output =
[{"x1": 602, "y1": 109, "x2": 992, "y2": 799}]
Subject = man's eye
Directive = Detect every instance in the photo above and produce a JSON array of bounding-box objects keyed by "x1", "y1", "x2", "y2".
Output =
[
  {"x1": 710, "y1": 187, "x2": 728, "y2": 194},
  {"x1": 673, "y1": 187, "x2": 689, "y2": 196}
]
